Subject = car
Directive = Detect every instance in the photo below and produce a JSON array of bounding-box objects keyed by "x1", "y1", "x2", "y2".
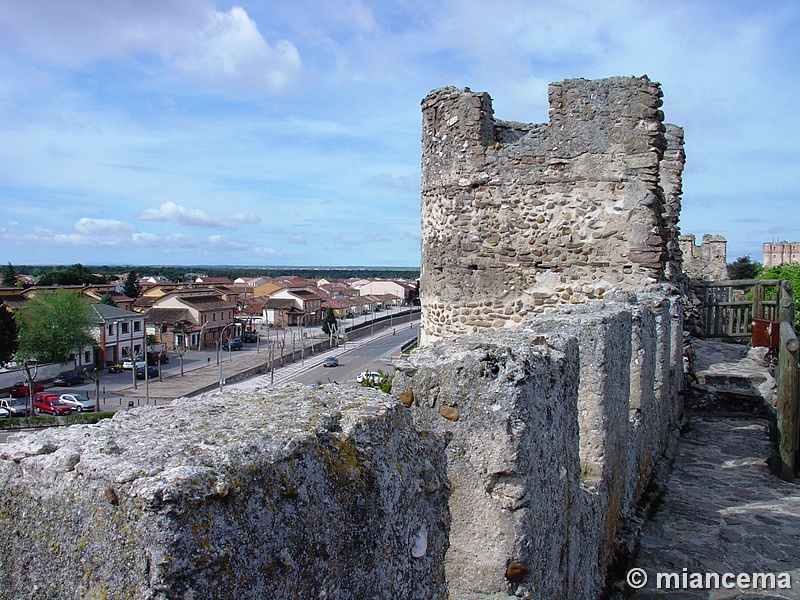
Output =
[
  {"x1": 242, "y1": 332, "x2": 258, "y2": 343},
  {"x1": 135, "y1": 365, "x2": 160, "y2": 380},
  {"x1": 0, "y1": 407, "x2": 8, "y2": 418},
  {"x1": 33, "y1": 392, "x2": 73, "y2": 415},
  {"x1": 53, "y1": 371, "x2": 85, "y2": 387},
  {"x1": 147, "y1": 351, "x2": 169, "y2": 366},
  {"x1": 323, "y1": 357, "x2": 339, "y2": 367},
  {"x1": 356, "y1": 371, "x2": 383, "y2": 384},
  {"x1": 222, "y1": 338, "x2": 243, "y2": 351},
  {"x1": 0, "y1": 397, "x2": 29, "y2": 417},
  {"x1": 59, "y1": 392, "x2": 96, "y2": 413},
  {"x1": 122, "y1": 359, "x2": 147, "y2": 370},
  {"x1": 9, "y1": 381, "x2": 45, "y2": 397}
]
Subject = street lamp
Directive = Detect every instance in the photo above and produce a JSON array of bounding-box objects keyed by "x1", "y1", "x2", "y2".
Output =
[{"x1": 218, "y1": 322, "x2": 235, "y2": 393}]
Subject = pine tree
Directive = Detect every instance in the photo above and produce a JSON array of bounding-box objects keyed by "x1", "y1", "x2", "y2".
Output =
[
  {"x1": 123, "y1": 271, "x2": 140, "y2": 299},
  {"x1": 1, "y1": 262, "x2": 17, "y2": 287}
]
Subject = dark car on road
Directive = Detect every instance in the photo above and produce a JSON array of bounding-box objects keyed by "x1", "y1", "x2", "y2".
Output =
[
  {"x1": 323, "y1": 357, "x2": 339, "y2": 367},
  {"x1": 243, "y1": 332, "x2": 258, "y2": 343},
  {"x1": 9, "y1": 381, "x2": 45, "y2": 397},
  {"x1": 136, "y1": 366, "x2": 160, "y2": 380},
  {"x1": 222, "y1": 338, "x2": 244, "y2": 351},
  {"x1": 53, "y1": 371, "x2": 85, "y2": 387},
  {"x1": 147, "y1": 351, "x2": 169, "y2": 366}
]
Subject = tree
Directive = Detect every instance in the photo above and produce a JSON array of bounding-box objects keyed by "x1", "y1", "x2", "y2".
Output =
[
  {"x1": 14, "y1": 290, "x2": 96, "y2": 365},
  {"x1": 99, "y1": 292, "x2": 116, "y2": 306},
  {"x1": 759, "y1": 263, "x2": 800, "y2": 328},
  {"x1": 2, "y1": 262, "x2": 18, "y2": 287},
  {"x1": 123, "y1": 271, "x2": 140, "y2": 299},
  {"x1": 321, "y1": 307, "x2": 337, "y2": 336},
  {"x1": 0, "y1": 304, "x2": 18, "y2": 366},
  {"x1": 727, "y1": 256, "x2": 761, "y2": 280},
  {"x1": 36, "y1": 263, "x2": 107, "y2": 286}
]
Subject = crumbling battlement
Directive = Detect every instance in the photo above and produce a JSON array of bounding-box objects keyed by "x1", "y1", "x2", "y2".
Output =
[
  {"x1": 679, "y1": 233, "x2": 728, "y2": 281},
  {"x1": 393, "y1": 293, "x2": 683, "y2": 599},
  {"x1": 420, "y1": 76, "x2": 686, "y2": 344},
  {"x1": 0, "y1": 386, "x2": 450, "y2": 600}
]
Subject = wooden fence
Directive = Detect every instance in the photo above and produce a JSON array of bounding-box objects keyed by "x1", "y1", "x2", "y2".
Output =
[{"x1": 692, "y1": 278, "x2": 799, "y2": 481}]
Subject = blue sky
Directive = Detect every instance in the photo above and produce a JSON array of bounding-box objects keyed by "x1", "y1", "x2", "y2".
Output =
[{"x1": 0, "y1": 0, "x2": 798, "y2": 267}]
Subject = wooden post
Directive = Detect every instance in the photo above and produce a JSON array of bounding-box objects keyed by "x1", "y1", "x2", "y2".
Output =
[
  {"x1": 752, "y1": 281, "x2": 764, "y2": 322},
  {"x1": 777, "y1": 320, "x2": 800, "y2": 482}
]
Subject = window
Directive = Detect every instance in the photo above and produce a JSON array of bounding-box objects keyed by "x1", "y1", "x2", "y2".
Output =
[
  {"x1": 121, "y1": 322, "x2": 129, "y2": 334},
  {"x1": 133, "y1": 321, "x2": 141, "y2": 332},
  {"x1": 84, "y1": 351, "x2": 91, "y2": 363},
  {"x1": 213, "y1": 313, "x2": 216, "y2": 322},
  {"x1": 107, "y1": 324, "x2": 114, "y2": 336}
]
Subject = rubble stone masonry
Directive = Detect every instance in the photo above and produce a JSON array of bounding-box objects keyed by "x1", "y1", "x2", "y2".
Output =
[{"x1": 420, "y1": 76, "x2": 686, "y2": 344}]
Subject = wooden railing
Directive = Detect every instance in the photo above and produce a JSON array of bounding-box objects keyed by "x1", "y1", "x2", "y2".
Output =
[
  {"x1": 692, "y1": 278, "x2": 799, "y2": 481},
  {"x1": 691, "y1": 278, "x2": 787, "y2": 338}
]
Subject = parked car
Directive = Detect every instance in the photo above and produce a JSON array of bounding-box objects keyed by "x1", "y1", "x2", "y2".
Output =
[
  {"x1": 147, "y1": 351, "x2": 169, "y2": 366},
  {"x1": 59, "y1": 392, "x2": 96, "y2": 413},
  {"x1": 0, "y1": 397, "x2": 29, "y2": 417},
  {"x1": 323, "y1": 357, "x2": 339, "y2": 367},
  {"x1": 222, "y1": 338, "x2": 244, "y2": 351},
  {"x1": 0, "y1": 407, "x2": 8, "y2": 418},
  {"x1": 242, "y1": 332, "x2": 258, "y2": 343},
  {"x1": 356, "y1": 371, "x2": 382, "y2": 384},
  {"x1": 122, "y1": 359, "x2": 147, "y2": 370},
  {"x1": 33, "y1": 392, "x2": 73, "y2": 415},
  {"x1": 135, "y1": 365, "x2": 159, "y2": 380},
  {"x1": 9, "y1": 381, "x2": 45, "y2": 397},
  {"x1": 53, "y1": 371, "x2": 85, "y2": 387}
]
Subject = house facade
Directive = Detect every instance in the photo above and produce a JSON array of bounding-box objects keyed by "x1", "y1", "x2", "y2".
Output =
[
  {"x1": 149, "y1": 289, "x2": 238, "y2": 349},
  {"x1": 90, "y1": 303, "x2": 147, "y2": 367}
]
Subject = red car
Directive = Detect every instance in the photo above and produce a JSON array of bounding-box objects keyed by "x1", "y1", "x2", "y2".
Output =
[
  {"x1": 9, "y1": 381, "x2": 45, "y2": 398},
  {"x1": 33, "y1": 392, "x2": 73, "y2": 416}
]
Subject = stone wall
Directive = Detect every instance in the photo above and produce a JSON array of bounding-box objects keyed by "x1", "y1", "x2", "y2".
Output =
[
  {"x1": 392, "y1": 294, "x2": 683, "y2": 599},
  {"x1": 678, "y1": 233, "x2": 728, "y2": 280},
  {"x1": 420, "y1": 77, "x2": 686, "y2": 345},
  {"x1": 0, "y1": 386, "x2": 450, "y2": 600}
]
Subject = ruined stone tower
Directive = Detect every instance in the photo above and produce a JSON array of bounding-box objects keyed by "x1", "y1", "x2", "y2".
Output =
[{"x1": 419, "y1": 76, "x2": 686, "y2": 344}]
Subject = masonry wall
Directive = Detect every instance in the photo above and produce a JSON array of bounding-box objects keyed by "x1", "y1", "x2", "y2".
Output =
[
  {"x1": 678, "y1": 233, "x2": 728, "y2": 280},
  {"x1": 392, "y1": 294, "x2": 683, "y2": 599},
  {"x1": 419, "y1": 77, "x2": 686, "y2": 345},
  {"x1": 0, "y1": 386, "x2": 450, "y2": 600}
]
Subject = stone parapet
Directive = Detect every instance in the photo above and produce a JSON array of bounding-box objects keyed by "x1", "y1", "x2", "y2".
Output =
[
  {"x1": 393, "y1": 294, "x2": 683, "y2": 599},
  {"x1": 0, "y1": 385, "x2": 450, "y2": 600}
]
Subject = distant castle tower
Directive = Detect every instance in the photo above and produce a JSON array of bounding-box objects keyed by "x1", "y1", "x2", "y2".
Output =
[{"x1": 763, "y1": 241, "x2": 800, "y2": 268}]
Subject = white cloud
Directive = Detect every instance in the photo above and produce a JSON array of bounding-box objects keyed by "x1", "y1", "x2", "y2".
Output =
[
  {"x1": 73, "y1": 218, "x2": 134, "y2": 236},
  {"x1": 138, "y1": 201, "x2": 235, "y2": 230},
  {"x1": 0, "y1": 3, "x2": 300, "y2": 94},
  {"x1": 167, "y1": 7, "x2": 301, "y2": 92}
]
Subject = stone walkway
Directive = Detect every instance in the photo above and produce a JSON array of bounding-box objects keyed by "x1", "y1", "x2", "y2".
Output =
[{"x1": 619, "y1": 416, "x2": 800, "y2": 599}]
